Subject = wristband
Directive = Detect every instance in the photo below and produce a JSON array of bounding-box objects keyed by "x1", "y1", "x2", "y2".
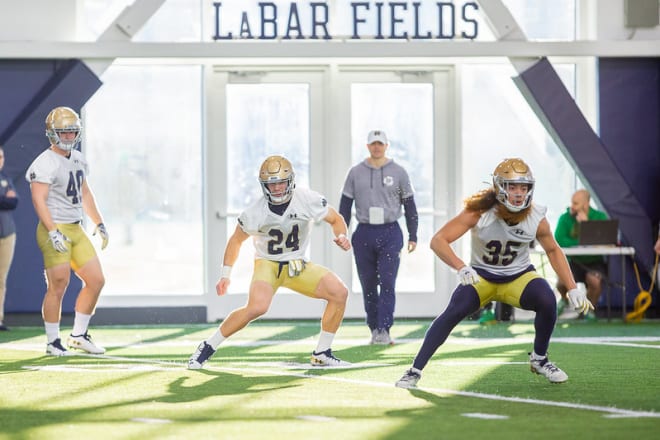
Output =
[
  {"x1": 336, "y1": 233, "x2": 346, "y2": 240},
  {"x1": 220, "y1": 265, "x2": 232, "y2": 279}
]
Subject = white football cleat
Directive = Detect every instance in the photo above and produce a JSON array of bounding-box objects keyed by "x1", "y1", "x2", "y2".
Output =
[
  {"x1": 310, "y1": 349, "x2": 351, "y2": 367},
  {"x1": 67, "y1": 332, "x2": 106, "y2": 354},
  {"x1": 530, "y1": 354, "x2": 568, "y2": 383},
  {"x1": 46, "y1": 338, "x2": 73, "y2": 356},
  {"x1": 395, "y1": 368, "x2": 422, "y2": 388}
]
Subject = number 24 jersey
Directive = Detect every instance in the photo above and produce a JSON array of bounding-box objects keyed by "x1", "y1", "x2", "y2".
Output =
[{"x1": 238, "y1": 187, "x2": 329, "y2": 262}]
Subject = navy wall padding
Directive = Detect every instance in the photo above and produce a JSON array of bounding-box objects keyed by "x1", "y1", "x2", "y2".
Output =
[
  {"x1": 513, "y1": 57, "x2": 656, "y2": 307},
  {"x1": 598, "y1": 58, "x2": 660, "y2": 230},
  {"x1": 1, "y1": 59, "x2": 102, "y2": 314}
]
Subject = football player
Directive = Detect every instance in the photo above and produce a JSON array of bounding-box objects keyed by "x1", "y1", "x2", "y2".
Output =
[
  {"x1": 25, "y1": 106, "x2": 109, "y2": 356},
  {"x1": 189, "y1": 155, "x2": 352, "y2": 369},
  {"x1": 395, "y1": 158, "x2": 592, "y2": 388}
]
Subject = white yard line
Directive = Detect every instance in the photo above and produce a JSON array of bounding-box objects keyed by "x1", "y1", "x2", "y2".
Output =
[{"x1": 5, "y1": 336, "x2": 660, "y2": 418}]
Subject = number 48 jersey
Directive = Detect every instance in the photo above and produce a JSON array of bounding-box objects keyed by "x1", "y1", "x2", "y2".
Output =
[
  {"x1": 470, "y1": 204, "x2": 547, "y2": 276},
  {"x1": 25, "y1": 148, "x2": 88, "y2": 224},
  {"x1": 238, "y1": 186, "x2": 329, "y2": 262}
]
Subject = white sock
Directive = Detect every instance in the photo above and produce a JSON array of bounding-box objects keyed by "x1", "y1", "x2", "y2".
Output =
[
  {"x1": 206, "y1": 329, "x2": 226, "y2": 349},
  {"x1": 71, "y1": 312, "x2": 92, "y2": 336},
  {"x1": 44, "y1": 321, "x2": 60, "y2": 343},
  {"x1": 531, "y1": 351, "x2": 546, "y2": 361},
  {"x1": 315, "y1": 330, "x2": 335, "y2": 353}
]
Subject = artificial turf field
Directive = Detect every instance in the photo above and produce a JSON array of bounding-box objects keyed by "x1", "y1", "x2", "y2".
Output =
[{"x1": 1, "y1": 318, "x2": 659, "y2": 440}]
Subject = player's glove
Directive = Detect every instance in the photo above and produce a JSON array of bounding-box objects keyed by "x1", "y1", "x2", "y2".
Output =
[
  {"x1": 457, "y1": 265, "x2": 480, "y2": 285},
  {"x1": 288, "y1": 259, "x2": 306, "y2": 277},
  {"x1": 93, "y1": 223, "x2": 109, "y2": 250},
  {"x1": 567, "y1": 284, "x2": 594, "y2": 315},
  {"x1": 48, "y1": 229, "x2": 71, "y2": 253}
]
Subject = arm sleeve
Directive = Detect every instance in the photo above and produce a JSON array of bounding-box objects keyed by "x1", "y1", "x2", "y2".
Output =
[
  {"x1": 339, "y1": 194, "x2": 353, "y2": 228},
  {"x1": 402, "y1": 195, "x2": 418, "y2": 242}
]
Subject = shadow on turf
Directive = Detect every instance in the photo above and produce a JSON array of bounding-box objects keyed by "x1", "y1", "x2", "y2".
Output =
[{"x1": 0, "y1": 368, "x2": 305, "y2": 435}]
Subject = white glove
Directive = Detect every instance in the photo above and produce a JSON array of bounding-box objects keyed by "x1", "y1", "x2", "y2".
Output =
[
  {"x1": 288, "y1": 259, "x2": 306, "y2": 277},
  {"x1": 48, "y1": 229, "x2": 70, "y2": 253},
  {"x1": 457, "y1": 266, "x2": 480, "y2": 285},
  {"x1": 567, "y1": 283, "x2": 594, "y2": 314},
  {"x1": 93, "y1": 223, "x2": 109, "y2": 250}
]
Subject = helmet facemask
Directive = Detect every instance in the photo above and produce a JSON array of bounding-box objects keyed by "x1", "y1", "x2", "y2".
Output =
[
  {"x1": 45, "y1": 107, "x2": 82, "y2": 152},
  {"x1": 259, "y1": 155, "x2": 296, "y2": 205}
]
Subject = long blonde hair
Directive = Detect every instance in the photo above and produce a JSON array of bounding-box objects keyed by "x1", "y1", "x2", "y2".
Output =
[{"x1": 464, "y1": 187, "x2": 531, "y2": 225}]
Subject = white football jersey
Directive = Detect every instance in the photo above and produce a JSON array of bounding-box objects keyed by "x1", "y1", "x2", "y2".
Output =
[
  {"x1": 238, "y1": 187, "x2": 329, "y2": 262},
  {"x1": 25, "y1": 148, "x2": 89, "y2": 223},
  {"x1": 470, "y1": 204, "x2": 547, "y2": 276}
]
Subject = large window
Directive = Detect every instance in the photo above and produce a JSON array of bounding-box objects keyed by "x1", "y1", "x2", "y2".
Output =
[
  {"x1": 84, "y1": 65, "x2": 203, "y2": 295},
  {"x1": 461, "y1": 63, "x2": 578, "y2": 235},
  {"x1": 225, "y1": 82, "x2": 311, "y2": 293},
  {"x1": 350, "y1": 83, "x2": 435, "y2": 293}
]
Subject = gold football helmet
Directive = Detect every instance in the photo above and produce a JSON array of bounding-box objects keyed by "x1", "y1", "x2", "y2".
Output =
[
  {"x1": 45, "y1": 106, "x2": 82, "y2": 151},
  {"x1": 259, "y1": 155, "x2": 295, "y2": 204},
  {"x1": 492, "y1": 158, "x2": 535, "y2": 212}
]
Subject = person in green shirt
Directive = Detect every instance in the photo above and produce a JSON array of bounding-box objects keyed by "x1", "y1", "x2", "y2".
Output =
[{"x1": 554, "y1": 189, "x2": 608, "y2": 320}]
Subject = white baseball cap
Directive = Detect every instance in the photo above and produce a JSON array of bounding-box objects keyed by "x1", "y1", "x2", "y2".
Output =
[{"x1": 367, "y1": 130, "x2": 388, "y2": 144}]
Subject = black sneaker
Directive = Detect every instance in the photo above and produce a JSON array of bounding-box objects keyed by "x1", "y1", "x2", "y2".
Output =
[{"x1": 188, "y1": 341, "x2": 216, "y2": 370}]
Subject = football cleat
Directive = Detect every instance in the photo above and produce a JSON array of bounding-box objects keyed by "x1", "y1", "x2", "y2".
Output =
[
  {"x1": 310, "y1": 349, "x2": 351, "y2": 367},
  {"x1": 371, "y1": 329, "x2": 393, "y2": 345},
  {"x1": 529, "y1": 354, "x2": 568, "y2": 383},
  {"x1": 188, "y1": 341, "x2": 216, "y2": 370},
  {"x1": 46, "y1": 338, "x2": 72, "y2": 356},
  {"x1": 395, "y1": 368, "x2": 422, "y2": 389},
  {"x1": 67, "y1": 332, "x2": 106, "y2": 354}
]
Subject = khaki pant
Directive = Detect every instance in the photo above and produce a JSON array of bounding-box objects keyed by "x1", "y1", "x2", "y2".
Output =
[{"x1": 0, "y1": 233, "x2": 16, "y2": 322}]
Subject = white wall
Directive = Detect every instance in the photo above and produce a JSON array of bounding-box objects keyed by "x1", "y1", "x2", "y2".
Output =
[
  {"x1": 596, "y1": 0, "x2": 660, "y2": 39},
  {"x1": 0, "y1": 0, "x2": 77, "y2": 41}
]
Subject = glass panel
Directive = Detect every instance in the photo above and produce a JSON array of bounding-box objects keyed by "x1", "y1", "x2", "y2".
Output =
[
  {"x1": 350, "y1": 83, "x2": 435, "y2": 293},
  {"x1": 84, "y1": 65, "x2": 203, "y2": 295},
  {"x1": 80, "y1": 0, "x2": 202, "y2": 42},
  {"x1": 226, "y1": 83, "x2": 310, "y2": 293},
  {"x1": 461, "y1": 63, "x2": 577, "y2": 241}
]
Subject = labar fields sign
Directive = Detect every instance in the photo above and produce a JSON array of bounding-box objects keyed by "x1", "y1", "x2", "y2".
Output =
[{"x1": 212, "y1": 1, "x2": 480, "y2": 40}]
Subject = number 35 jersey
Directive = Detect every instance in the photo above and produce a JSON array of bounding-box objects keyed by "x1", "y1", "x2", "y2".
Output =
[
  {"x1": 238, "y1": 187, "x2": 329, "y2": 262},
  {"x1": 25, "y1": 148, "x2": 89, "y2": 224},
  {"x1": 470, "y1": 204, "x2": 547, "y2": 276}
]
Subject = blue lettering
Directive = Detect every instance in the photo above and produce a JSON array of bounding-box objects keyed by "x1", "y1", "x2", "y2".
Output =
[
  {"x1": 259, "y1": 2, "x2": 277, "y2": 40},
  {"x1": 389, "y1": 2, "x2": 407, "y2": 39},
  {"x1": 284, "y1": 3, "x2": 304, "y2": 39},
  {"x1": 375, "y1": 2, "x2": 385, "y2": 39},
  {"x1": 412, "y1": 2, "x2": 432, "y2": 39},
  {"x1": 437, "y1": 2, "x2": 456, "y2": 39},
  {"x1": 462, "y1": 2, "x2": 479, "y2": 40},
  {"x1": 310, "y1": 2, "x2": 331, "y2": 39},
  {"x1": 351, "y1": 2, "x2": 369, "y2": 39},
  {"x1": 239, "y1": 12, "x2": 254, "y2": 38},
  {"x1": 211, "y1": 1, "x2": 479, "y2": 42},
  {"x1": 212, "y1": 2, "x2": 232, "y2": 40}
]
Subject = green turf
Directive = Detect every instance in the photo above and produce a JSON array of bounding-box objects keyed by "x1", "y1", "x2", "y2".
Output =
[{"x1": 1, "y1": 319, "x2": 659, "y2": 439}]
